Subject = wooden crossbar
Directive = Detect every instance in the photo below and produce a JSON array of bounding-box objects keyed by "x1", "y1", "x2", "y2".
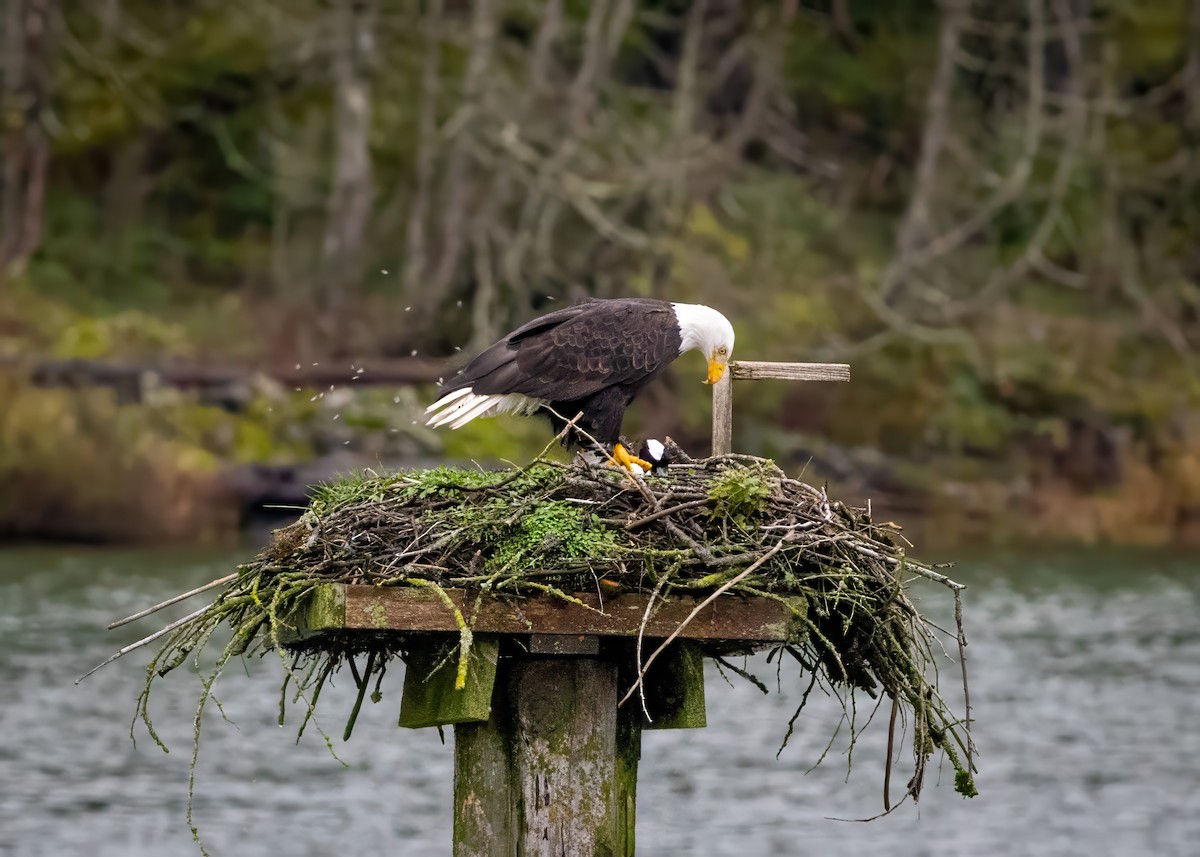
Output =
[{"x1": 712, "y1": 359, "x2": 850, "y2": 456}]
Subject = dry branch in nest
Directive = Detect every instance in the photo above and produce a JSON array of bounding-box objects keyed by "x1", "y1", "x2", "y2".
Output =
[{"x1": 99, "y1": 452, "x2": 977, "y2": 846}]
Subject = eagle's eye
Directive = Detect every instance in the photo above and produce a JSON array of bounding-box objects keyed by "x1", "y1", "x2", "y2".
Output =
[{"x1": 717, "y1": 346, "x2": 728, "y2": 356}]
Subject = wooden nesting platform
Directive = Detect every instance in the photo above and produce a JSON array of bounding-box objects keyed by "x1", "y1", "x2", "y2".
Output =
[
  {"x1": 281, "y1": 583, "x2": 803, "y2": 647},
  {"x1": 279, "y1": 584, "x2": 804, "y2": 857}
]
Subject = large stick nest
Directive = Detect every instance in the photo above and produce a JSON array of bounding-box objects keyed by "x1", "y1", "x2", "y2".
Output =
[{"x1": 114, "y1": 451, "x2": 976, "y2": 847}]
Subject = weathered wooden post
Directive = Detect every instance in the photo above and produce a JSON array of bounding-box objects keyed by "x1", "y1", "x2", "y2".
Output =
[{"x1": 452, "y1": 653, "x2": 639, "y2": 856}]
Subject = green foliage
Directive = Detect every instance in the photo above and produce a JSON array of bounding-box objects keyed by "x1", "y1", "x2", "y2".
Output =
[
  {"x1": 481, "y1": 500, "x2": 620, "y2": 573},
  {"x1": 0, "y1": 373, "x2": 231, "y2": 542},
  {"x1": 944, "y1": 743, "x2": 979, "y2": 799},
  {"x1": 706, "y1": 467, "x2": 773, "y2": 528},
  {"x1": 51, "y1": 311, "x2": 190, "y2": 359}
]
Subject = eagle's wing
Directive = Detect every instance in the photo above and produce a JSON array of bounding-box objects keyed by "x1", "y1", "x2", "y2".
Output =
[{"x1": 445, "y1": 300, "x2": 678, "y2": 401}]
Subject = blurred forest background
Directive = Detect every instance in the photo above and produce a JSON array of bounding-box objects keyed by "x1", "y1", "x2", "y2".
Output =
[{"x1": 2, "y1": 0, "x2": 1199, "y2": 546}]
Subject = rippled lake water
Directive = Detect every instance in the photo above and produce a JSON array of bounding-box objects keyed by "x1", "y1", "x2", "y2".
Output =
[{"x1": 1, "y1": 545, "x2": 1198, "y2": 856}]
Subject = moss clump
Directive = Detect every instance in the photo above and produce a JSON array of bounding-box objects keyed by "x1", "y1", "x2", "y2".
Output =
[
  {"x1": 480, "y1": 500, "x2": 619, "y2": 573},
  {"x1": 955, "y1": 768, "x2": 979, "y2": 799},
  {"x1": 706, "y1": 464, "x2": 774, "y2": 528}
]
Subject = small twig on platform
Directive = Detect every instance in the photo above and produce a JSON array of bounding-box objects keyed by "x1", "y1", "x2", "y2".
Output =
[
  {"x1": 954, "y1": 589, "x2": 975, "y2": 771},
  {"x1": 107, "y1": 574, "x2": 237, "y2": 630},
  {"x1": 78, "y1": 604, "x2": 211, "y2": 683},
  {"x1": 535, "y1": 409, "x2": 587, "y2": 459},
  {"x1": 632, "y1": 567, "x2": 674, "y2": 723},
  {"x1": 619, "y1": 538, "x2": 787, "y2": 707},
  {"x1": 884, "y1": 696, "x2": 898, "y2": 811},
  {"x1": 625, "y1": 498, "x2": 708, "y2": 530}
]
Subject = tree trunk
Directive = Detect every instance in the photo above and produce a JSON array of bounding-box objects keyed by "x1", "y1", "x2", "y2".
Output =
[
  {"x1": 321, "y1": 0, "x2": 375, "y2": 344},
  {"x1": 1, "y1": 0, "x2": 54, "y2": 283},
  {"x1": 878, "y1": 0, "x2": 965, "y2": 310},
  {"x1": 410, "y1": 0, "x2": 498, "y2": 333},
  {"x1": 402, "y1": 0, "x2": 443, "y2": 332},
  {"x1": 1187, "y1": 0, "x2": 1200, "y2": 133}
]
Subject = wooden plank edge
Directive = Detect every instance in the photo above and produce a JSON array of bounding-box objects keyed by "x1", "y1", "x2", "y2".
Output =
[
  {"x1": 282, "y1": 584, "x2": 803, "y2": 645},
  {"x1": 277, "y1": 583, "x2": 346, "y2": 644}
]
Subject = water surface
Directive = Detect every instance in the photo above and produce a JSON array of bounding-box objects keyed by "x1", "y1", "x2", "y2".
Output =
[{"x1": 1, "y1": 546, "x2": 1197, "y2": 856}]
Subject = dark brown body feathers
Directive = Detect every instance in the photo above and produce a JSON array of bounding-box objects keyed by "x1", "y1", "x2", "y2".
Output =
[{"x1": 439, "y1": 298, "x2": 683, "y2": 447}]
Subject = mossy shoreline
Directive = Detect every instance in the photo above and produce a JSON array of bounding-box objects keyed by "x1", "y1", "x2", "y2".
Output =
[{"x1": 3, "y1": 361, "x2": 1199, "y2": 548}]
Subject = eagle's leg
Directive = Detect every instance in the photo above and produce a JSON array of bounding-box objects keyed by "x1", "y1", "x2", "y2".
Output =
[{"x1": 611, "y1": 442, "x2": 653, "y2": 474}]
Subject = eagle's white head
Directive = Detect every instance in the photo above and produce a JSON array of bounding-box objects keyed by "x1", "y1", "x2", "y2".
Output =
[{"x1": 672, "y1": 303, "x2": 735, "y2": 385}]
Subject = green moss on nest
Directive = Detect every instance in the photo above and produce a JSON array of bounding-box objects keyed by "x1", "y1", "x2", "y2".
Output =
[
  {"x1": 438, "y1": 499, "x2": 621, "y2": 573},
  {"x1": 706, "y1": 464, "x2": 774, "y2": 528}
]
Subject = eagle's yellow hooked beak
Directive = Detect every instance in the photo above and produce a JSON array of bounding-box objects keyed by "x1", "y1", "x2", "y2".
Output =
[{"x1": 704, "y1": 353, "x2": 728, "y2": 385}]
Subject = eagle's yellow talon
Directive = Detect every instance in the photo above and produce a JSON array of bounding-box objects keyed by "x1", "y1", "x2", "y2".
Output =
[{"x1": 610, "y1": 443, "x2": 653, "y2": 473}]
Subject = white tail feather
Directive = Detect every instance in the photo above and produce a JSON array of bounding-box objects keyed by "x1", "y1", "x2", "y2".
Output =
[
  {"x1": 425, "y1": 389, "x2": 543, "y2": 430},
  {"x1": 424, "y1": 386, "x2": 472, "y2": 413},
  {"x1": 446, "y1": 395, "x2": 502, "y2": 429}
]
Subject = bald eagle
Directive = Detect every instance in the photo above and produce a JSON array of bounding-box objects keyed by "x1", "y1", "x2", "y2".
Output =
[{"x1": 425, "y1": 298, "x2": 735, "y2": 471}]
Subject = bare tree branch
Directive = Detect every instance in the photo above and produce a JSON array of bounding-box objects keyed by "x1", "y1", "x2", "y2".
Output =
[
  {"x1": 530, "y1": 0, "x2": 563, "y2": 95},
  {"x1": 666, "y1": 0, "x2": 709, "y2": 220},
  {"x1": 418, "y1": 0, "x2": 498, "y2": 325},
  {"x1": 321, "y1": 0, "x2": 376, "y2": 341},
  {"x1": 1, "y1": 0, "x2": 54, "y2": 281},
  {"x1": 877, "y1": 0, "x2": 967, "y2": 309},
  {"x1": 942, "y1": 0, "x2": 1085, "y2": 320},
  {"x1": 402, "y1": 0, "x2": 443, "y2": 310},
  {"x1": 901, "y1": 0, "x2": 1047, "y2": 273},
  {"x1": 1188, "y1": 0, "x2": 1200, "y2": 132}
]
